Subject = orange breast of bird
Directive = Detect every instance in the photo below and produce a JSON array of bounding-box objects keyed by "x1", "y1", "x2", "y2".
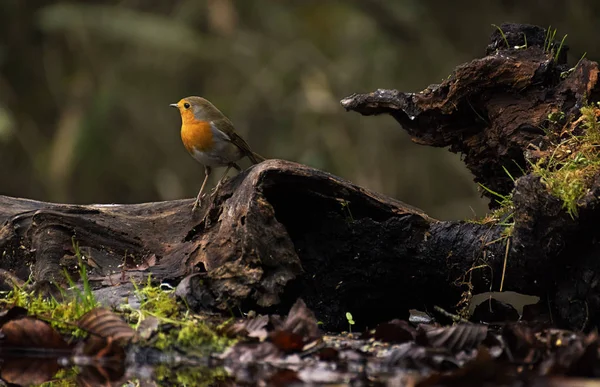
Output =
[{"x1": 180, "y1": 119, "x2": 214, "y2": 154}]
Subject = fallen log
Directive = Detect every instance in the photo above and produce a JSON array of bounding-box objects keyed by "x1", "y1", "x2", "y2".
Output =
[
  {"x1": 1, "y1": 159, "x2": 509, "y2": 331},
  {"x1": 2, "y1": 23, "x2": 599, "y2": 332}
]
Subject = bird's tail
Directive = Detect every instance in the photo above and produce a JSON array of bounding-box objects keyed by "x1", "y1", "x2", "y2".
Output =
[{"x1": 248, "y1": 151, "x2": 266, "y2": 164}]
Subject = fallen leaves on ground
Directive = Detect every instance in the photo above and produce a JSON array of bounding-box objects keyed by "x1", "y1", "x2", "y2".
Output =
[{"x1": 220, "y1": 299, "x2": 600, "y2": 386}]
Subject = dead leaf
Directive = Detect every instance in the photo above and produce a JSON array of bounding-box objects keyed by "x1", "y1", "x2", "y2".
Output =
[
  {"x1": 0, "y1": 317, "x2": 69, "y2": 351},
  {"x1": 268, "y1": 299, "x2": 321, "y2": 353},
  {"x1": 279, "y1": 299, "x2": 321, "y2": 342},
  {"x1": 0, "y1": 358, "x2": 61, "y2": 386},
  {"x1": 225, "y1": 314, "x2": 269, "y2": 341},
  {"x1": 269, "y1": 330, "x2": 305, "y2": 353},
  {"x1": 363, "y1": 319, "x2": 416, "y2": 343},
  {"x1": 418, "y1": 323, "x2": 488, "y2": 353},
  {"x1": 78, "y1": 308, "x2": 136, "y2": 345}
]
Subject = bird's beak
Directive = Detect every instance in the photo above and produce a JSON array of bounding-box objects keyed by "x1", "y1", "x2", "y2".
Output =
[{"x1": 169, "y1": 103, "x2": 178, "y2": 108}]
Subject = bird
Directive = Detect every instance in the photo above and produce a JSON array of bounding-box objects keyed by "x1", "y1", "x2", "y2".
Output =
[{"x1": 170, "y1": 96, "x2": 265, "y2": 211}]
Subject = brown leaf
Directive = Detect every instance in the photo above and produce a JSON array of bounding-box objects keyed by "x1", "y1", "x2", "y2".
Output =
[
  {"x1": 418, "y1": 323, "x2": 488, "y2": 353},
  {"x1": 78, "y1": 308, "x2": 136, "y2": 345},
  {"x1": 279, "y1": 299, "x2": 321, "y2": 342},
  {"x1": 0, "y1": 358, "x2": 61, "y2": 386},
  {"x1": 224, "y1": 314, "x2": 269, "y2": 341},
  {"x1": 0, "y1": 317, "x2": 69, "y2": 351},
  {"x1": 0, "y1": 316, "x2": 70, "y2": 385},
  {"x1": 76, "y1": 308, "x2": 135, "y2": 362},
  {"x1": 267, "y1": 299, "x2": 321, "y2": 353},
  {"x1": 364, "y1": 319, "x2": 416, "y2": 343},
  {"x1": 269, "y1": 330, "x2": 305, "y2": 353}
]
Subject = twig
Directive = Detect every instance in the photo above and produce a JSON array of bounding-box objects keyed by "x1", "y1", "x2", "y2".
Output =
[{"x1": 433, "y1": 305, "x2": 471, "y2": 324}]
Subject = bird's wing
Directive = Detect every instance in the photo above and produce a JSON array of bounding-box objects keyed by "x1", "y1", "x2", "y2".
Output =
[{"x1": 210, "y1": 118, "x2": 256, "y2": 157}]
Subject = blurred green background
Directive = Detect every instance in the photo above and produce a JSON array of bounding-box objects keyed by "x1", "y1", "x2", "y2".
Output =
[{"x1": 0, "y1": 0, "x2": 597, "y2": 220}]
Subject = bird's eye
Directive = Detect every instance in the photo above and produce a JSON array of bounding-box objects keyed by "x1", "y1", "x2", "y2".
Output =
[{"x1": 183, "y1": 103, "x2": 190, "y2": 109}]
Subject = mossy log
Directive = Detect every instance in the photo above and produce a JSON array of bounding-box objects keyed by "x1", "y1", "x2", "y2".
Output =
[{"x1": 1, "y1": 23, "x2": 600, "y2": 331}]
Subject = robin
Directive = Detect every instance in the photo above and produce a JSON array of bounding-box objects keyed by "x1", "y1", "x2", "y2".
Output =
[{"x1": 170, "y1": 96, "x2": 265, "y2": 211}]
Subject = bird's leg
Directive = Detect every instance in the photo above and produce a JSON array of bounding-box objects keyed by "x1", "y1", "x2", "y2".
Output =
[
  {"x1": 212, "y1": 163, "x2": 241, "y2": 191},
  {"x1": 192, "y1": 166, "x2": 211, "y2": 212},
  {"x1": 212, "y1": 164, "x2": 233, "y2": 198}
]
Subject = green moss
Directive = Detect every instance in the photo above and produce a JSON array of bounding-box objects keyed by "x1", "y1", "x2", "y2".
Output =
[
  {"x1": 150, "y1": 315, "x2": 234, "y2": 355},
  {"x1": 38, "y1": 369, "x2": 79, "y2": 387},
  {"x1": 133, "y1": 276, "x2": 179, "y2": 319},
  {"x1": 154, "y1": 364, "x2": 229, "y2": 386},
  {"x1": 581, "y1": 105, "x2": 600, "y2": 143},
  {"x1": 130, "y1": 276, "x2": 235, "y2": 354},
  {"x1": 532, "y1": 104, "x2": 600, "y2": 218}
]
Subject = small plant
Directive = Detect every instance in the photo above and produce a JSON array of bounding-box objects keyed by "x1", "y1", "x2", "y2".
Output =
[
  {"x1": 490, "y1": 25, "x2": 528, "y2": 50},
  {"x1": 492, "y1": 24, "x2": 509, "y2": 49},
  {"x1": 517, "y1": 33, "x2": 528, "y2": 50},
  {"x1": 345, "y1": 312, "x2": 355, "y2": 333},
  {"x1": 470, "y1": 163, "x2": 520, "y2": 238},
  {"x1": 561, "y1": 52, "x2": 587, "y2": 79},
  {"x1": 338, "y1": 198, "x2": 354, "y2": 222},
  {"x1": 544, "y1": 26, "x2": 557, "y2": 53},
  {"x1": 554, "y1": 34, "x2": 567, "y2": 62},
  {"x1": 543, "y1": 26, "x2": 567, "y2": 62},
  {"x1": 548, "y1": 111, "x2": 566, "y2": 125},
  {"x1": 477, "y1": 183, "x2": 514, "y2": 228},
  {"x1": 63, "y1": 237, "x2": 98, "y2": 314}
]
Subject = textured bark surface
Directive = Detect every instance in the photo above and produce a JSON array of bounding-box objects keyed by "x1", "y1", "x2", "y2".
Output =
[{"x1": 2, "y1": 23, "x2": 600, "y2": 332}]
